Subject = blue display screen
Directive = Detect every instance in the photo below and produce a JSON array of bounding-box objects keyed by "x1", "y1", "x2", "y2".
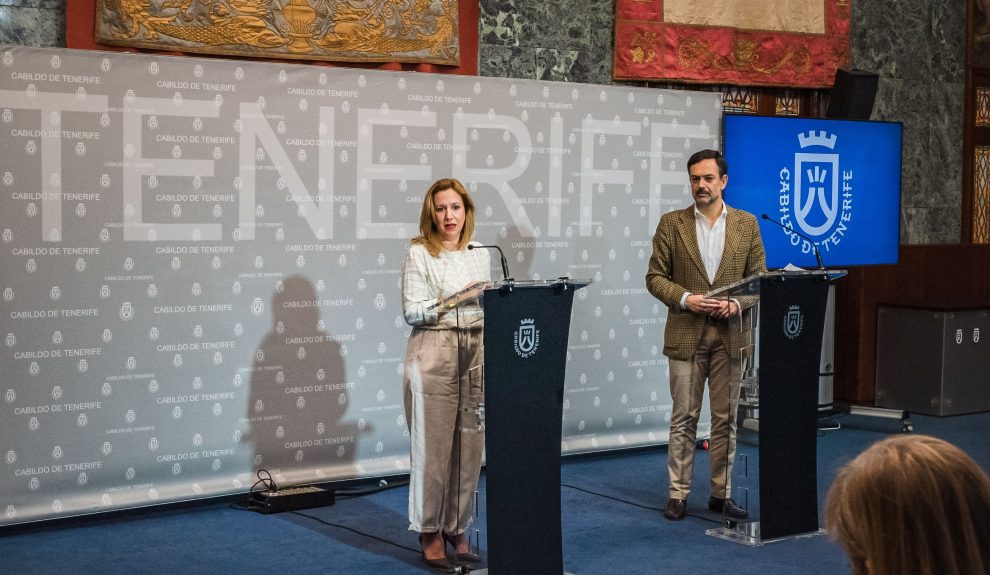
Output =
[{"x1": 723, "y1": 114, "x2": 902, "y2": 268}]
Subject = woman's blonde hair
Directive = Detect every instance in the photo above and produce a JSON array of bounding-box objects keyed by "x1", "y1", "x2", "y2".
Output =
[
  {"x1": 825, "y1": 434, "x2": 990, "y2": 575},
  {"x1": 412, "y1": 178, "x2": 476, "y2": 257}
]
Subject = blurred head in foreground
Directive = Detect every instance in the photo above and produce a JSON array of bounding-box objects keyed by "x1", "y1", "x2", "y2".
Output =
[{"x1": 825, "y1": 434, "x2": 990, "y2": 575}]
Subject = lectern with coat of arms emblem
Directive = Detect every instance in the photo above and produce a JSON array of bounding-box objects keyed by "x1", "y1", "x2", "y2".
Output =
[
  {"x1": 447, "y1": 277, "x2": 589, "y2": 574},
  {"x1": 703, "y1": 269, "x2": 845, "y2": 546}
]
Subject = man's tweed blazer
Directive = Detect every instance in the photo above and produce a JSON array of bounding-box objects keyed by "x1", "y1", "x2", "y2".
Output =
[{"x1": 645, "y1": 205, "x2": 766, "y2": 361}]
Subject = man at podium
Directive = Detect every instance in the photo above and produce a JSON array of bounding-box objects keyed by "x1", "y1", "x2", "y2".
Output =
[{"x1": 645, "y1": 149, "x2": 766, "y2": 521}]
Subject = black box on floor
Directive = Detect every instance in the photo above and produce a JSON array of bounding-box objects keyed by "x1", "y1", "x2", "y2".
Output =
[
  {"x1": 248, "y1": 485, "x2": 335, "y2": 513},
  {"x1": 876, "y1": 306, "x2": 990, "y2": 416}
]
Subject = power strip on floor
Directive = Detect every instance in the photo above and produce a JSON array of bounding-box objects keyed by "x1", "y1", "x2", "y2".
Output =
[{"x1": 248, "y1": 485, "x2": 335, "y2": 514}]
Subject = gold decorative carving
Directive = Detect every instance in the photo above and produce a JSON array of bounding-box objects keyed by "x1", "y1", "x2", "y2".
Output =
[
  {"x1": 96, "y1": 0, "x2": 460, "y2": 65},
  {"x1": 977, "y1": 87, "x2": 990, "y2": 127},
  {"x1": 678, "y1": 38, "x2": 812, "y2": 76},
  {"x1": 629, "y1": 31, "x2": 658, "y2": 64},
  {"x1": 282, "y1": 0, "x2": 319, "y2": 53},
  {"x1": 834, "y1": 0, "x2": 851, "y2": 18},
  {"x1": 721, "y1": 86, "x2": 758, "y2": 113},
  {"x1": 775, "y1": 91, "x2": 800, "y2": 116},
  {"x1": 975, "y1": 146, "x2": 990, "y2": 243}
]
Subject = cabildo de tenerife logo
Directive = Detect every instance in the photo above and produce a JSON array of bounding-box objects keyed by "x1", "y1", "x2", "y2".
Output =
[
  {"x1": 778, "y1": 131, "x2": 853, "y2": 255},
  {"x1": 514, "y1": 318, "x2": 540, "y2": 358},
  {"x1": 783, "y1": 305, "x2": 804, "y2": 340}
]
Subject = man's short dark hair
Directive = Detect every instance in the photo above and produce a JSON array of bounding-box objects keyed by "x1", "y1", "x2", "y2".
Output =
[{"x1": 687, "y1": 149, "x2": 728, "y2": 177}]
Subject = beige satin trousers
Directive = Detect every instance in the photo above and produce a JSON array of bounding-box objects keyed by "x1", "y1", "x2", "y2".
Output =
[{"x1": 403, "y1": 327, "x2": 484, "y2": 535}]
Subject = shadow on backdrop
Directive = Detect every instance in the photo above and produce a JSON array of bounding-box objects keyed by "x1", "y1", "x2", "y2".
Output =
[{"x1": 245, "y1": 275, "x2": 364, "y2": 486}]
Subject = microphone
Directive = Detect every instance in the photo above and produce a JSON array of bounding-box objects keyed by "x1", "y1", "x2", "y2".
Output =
[
  {"x1": 468, "y1": 244, "x2": 512, "y2": 282},
  {"x1": 760, "y1": 214, "x2": 825, "y2": 270}
]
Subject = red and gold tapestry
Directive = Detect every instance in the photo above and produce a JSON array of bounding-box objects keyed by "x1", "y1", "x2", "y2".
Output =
[
  {"x1": 93, "y1": 0, "x2": 461, "y2": 66},
  {"x1": 614, "y1": 0, "x2": 850, "y2": 88}
]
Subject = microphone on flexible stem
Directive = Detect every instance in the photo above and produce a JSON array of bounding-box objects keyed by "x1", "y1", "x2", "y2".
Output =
[
  {"x1": 468, "y1": 244, "x2": 513, "y2": 282},
  {"x1": 760, "y1": 213, "x2": 825, "y2": 271}
]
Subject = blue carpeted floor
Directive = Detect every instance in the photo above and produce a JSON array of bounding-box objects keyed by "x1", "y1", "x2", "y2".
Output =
[{"x1": 3, "y1": 412, "x2": 988, "y2": 575}]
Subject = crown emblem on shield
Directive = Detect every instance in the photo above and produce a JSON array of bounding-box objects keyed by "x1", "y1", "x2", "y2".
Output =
[
  {"x1": 514, "y1": 318, "x2": 541, "y2": 358},
  {"x1": 783, "y1": 305, "x2": 804, "y2": 340},
  {"x1": 777, "y1": 130, "x2": 854, "y2": 261}
]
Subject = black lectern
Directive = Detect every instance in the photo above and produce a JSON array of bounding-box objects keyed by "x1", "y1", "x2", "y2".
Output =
[
  {"x1": 705, "y1": 270, "x2": 845, "y2": 545},
  {"x1": 459, "y1": 278, "x2": 588, "y2": 574}
]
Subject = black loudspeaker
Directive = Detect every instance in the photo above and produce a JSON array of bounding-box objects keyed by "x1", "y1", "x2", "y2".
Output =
[{"x1": 825, "y1": 68, "x2": 879, "y2": 120}]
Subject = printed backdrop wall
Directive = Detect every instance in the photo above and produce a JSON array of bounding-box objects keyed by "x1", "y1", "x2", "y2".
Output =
[{"x1": 0, "y1": 45, "x2": 721, "y2": 526}]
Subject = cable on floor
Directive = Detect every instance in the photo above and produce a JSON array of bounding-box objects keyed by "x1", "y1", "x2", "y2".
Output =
[
  {"x1": 560, "y1": 483, "x2": 722, "y2": 525},
  {"x1": 289, "y1": 510, "x2": 421, "y2": 555}
]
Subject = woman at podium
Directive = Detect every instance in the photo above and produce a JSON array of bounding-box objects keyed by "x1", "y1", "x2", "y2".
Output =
[{"x1": 400, "y1": 178, "x2": 490, "y2": 569}]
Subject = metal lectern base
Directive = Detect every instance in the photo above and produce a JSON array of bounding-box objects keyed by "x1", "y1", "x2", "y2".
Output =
[
  {"x1": 706, "y1": 522, "x2": 827, "y2": 547},
  {"x1": 832, "y1": 402, "x2": 913, "y2": 433}
]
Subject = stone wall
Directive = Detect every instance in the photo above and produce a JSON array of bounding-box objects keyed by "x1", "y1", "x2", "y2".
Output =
[
  {"x1": 0, "y1": 0, "x2": 64, "y2": 46},
  {"x1": 853, "y1": 0, "x2": 965, "y2": 244}
]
